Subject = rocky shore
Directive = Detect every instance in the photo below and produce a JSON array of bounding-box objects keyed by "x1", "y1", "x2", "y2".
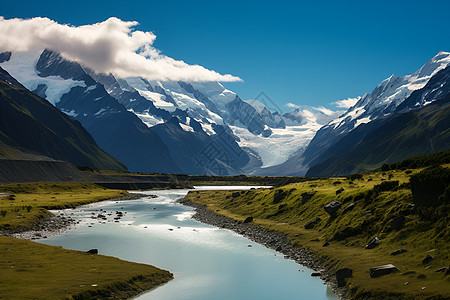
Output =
[
  {"x1": 2, "y1": 193, "x2": 147, "y2": 240},
  {"x1": 178, "y1": 197, "x2": 349, "y2": 300}
]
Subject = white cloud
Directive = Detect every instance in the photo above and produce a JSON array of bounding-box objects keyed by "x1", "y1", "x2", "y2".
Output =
[
  {"x1": 0, "y1": 16, "x2": 242, "y2": 82},
  {"x1": 285, "y1": 102, "x2": 299, "y2": 109},
  {"x1": 332, "y1": 96, "x2": 361, "y2": 109},
  {"x1": 312, "y1": 106, "x2": 335, "y2": 116}
]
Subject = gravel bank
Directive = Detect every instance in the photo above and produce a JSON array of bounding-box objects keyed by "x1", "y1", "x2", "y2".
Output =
[
  {"x1": 178, "y1": 197, "x2": 348, "y2": 300},
  {"x1": 2, "y1": 193, "x2": 146, "y2": 240}
]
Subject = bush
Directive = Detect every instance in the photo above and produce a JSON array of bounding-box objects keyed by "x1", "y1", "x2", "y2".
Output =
[
  {"x1": 410, "y1": 166, "x2": 450, "y2": 207},
  {"x1": 347, "y1": 173, "x2": 363, "y2": 181},
  {"x1": 373, "y1": 181, "x2": 399, "y2": 193}
]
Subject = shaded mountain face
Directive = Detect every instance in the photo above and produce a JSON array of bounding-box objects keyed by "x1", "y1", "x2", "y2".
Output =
[
  {"x1": 306, "y1": 66, "x2": 450, "y2": 177},
  {"x1": 302, "y1": 51, "x2": 450, "y2": 168},
  {"x1": 0, "y1": 66, "x2": 127, "y2": 171}
]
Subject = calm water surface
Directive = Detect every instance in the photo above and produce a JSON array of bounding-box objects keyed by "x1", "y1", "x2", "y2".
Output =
[{"x1": 39, "y1": 187, "x2": 338, "y2": 300}]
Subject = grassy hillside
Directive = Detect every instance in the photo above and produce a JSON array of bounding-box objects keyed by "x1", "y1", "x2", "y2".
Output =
[{"x1": 185, "y1": 167, "x2": 450, "y2": 299}]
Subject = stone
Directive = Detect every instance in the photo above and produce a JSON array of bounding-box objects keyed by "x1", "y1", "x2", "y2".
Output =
[
  {"x1": 232, "y1": 192, "x2": 241, "y2": 198},
  {"x1": 333, "y1": 181, "x2": 341, "y2": 185},
  {"x1": 342, "y1": 203, "x2": 355, "y2": 214},
  {"x1": 304, "y1": 218, "x2": 321, "y2": 229},
  {"x1": 87, "y1": 249, "x2": 98, "y2": 254},
  {"x1": 365, "y1": 237, "x2": 380, "y2": 249},
  {"x1": 391, "y1": 249, "x2": 407, "y2": 256},
  {"x1": 370, "y1": 264, "x2": 400, "y2": 278},
  {"x1": 336, "y1": 268, "x2": 353, "y2": 287},
  {"x1": 311, "y1": 272, "x2": 321, "y2": 277},
  {"x1": 336, "y1": 188, "x2": 344, "y2": 195},
  {"x1": 324, "y1": 200, "x2": 342, "y2": 217},
  {"x1": 243, "y1": 216, "x2": 253, "y2": 223},
  {"x1": 390, "y1": 216, "x2": 405, "y2": 230},
  {"x1": 422, "y1": 255, "x2": 434, "y2": 265}
]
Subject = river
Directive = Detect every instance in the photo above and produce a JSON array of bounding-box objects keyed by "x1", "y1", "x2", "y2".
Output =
[{"x1": 39, "y1": 187, "x2": 338, "y2": 300}]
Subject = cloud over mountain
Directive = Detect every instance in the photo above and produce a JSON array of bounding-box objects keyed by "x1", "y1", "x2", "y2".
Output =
[
  {"x1": 332, "y1": 96, "x2": 361, "y2": 109},
  {"x1": 0, "y1": 16, "x2": 242, "y2": 82}
]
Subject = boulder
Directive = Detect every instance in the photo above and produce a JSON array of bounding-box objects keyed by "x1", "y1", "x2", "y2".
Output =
[
  {"x1": 304, "y1": 218, "x2": 321, "y2": 229},
  {"x1": 311, "y1": 272, "x2": 321, "y2": 277},
  {"x1": 86, "y1": 249, "x2": 98, "y2": 254},
  {"x1": 390, "y1": 216, "x2": 405, "y2": 230},
  {"x1": 333, "y1": 181, "x2": 341, "y2": 185},
  {"x1": 422, "y1": 255, "x2": 434, "y2": 265},
  {"x1": 336, "y1": 268, "x2": 353, "y2": 287},
  {"x1": 243, "y1": 216, "x2": 253, "y2": 223},
  {"x1": 390, "y1": 249, "x2": 407, "y2": 256},
  {"x1": 365, "y1": 237, "x2": 380, "y2": 249},
  {"x1": 370, "y1": 264, "x2": 400, "y2": 278},
  {"x1": 324, "y1": 201, "x2": 342, "y2": 217},
  {"x1": 232, "y1": 192, "x2": 241, "y2": 198},
  {"x1": 336, "y1": 188, "x2": 344, "y2": 195},
  {"x1": 342, "y1": 203, "x2": 355, "y2": 214}
]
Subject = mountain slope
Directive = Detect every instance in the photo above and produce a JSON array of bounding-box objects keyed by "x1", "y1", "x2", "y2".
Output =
[
  {"x1": 0, "y1": 66, "x2": 127, "y2": 171},
  {"x1": 302, "y1": 51, "x2": 450, "y2": 168},
  {"x1": 306, "y1": 95, "x2": 450, "y2": 177},
  {"x1": 1, "y1": 50, "x2": 181, "y2": 173}
]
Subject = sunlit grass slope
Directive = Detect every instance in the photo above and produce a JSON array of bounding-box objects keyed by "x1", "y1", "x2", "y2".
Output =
[{"x1": 185, "y1": 167, "x2": 449, "y2": 299}]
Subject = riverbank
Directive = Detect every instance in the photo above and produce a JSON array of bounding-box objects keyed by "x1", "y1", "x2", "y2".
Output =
[
  {"x1": 6, "y1": 193, "x2": 146, "y2": 240},
  {"x1": 0, "y1": 184, "x2": 173, "y2": 299},
  {"x1": 182, "y1": 168, "x2": 450, "y2": 300},
  {"x1": 178, "y1": 196, "x2": 348, "y2": 300}
]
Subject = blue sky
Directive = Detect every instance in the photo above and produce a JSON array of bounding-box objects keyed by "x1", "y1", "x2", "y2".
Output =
[{"x1": 3, "y1": 0, "x2": 450, "y2": 112}]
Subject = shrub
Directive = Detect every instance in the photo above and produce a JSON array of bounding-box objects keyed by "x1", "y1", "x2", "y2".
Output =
[
  {"x1": 347, "y1": 173, "x2": 363, "y2": 181},
  {"x1": 373, "y1": 181, "x2": 399, "y2": 193},
  {"x1": 410, "y1": 166, "x2": 450, "y2": 207}
]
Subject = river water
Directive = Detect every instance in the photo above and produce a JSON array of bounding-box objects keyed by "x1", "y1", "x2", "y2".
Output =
[{"x1": 39, "y1": 187, "x2": 338, "y2": 300}]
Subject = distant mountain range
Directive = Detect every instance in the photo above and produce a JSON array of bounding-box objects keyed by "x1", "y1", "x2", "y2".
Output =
[
  {"x1": 0, "y1": 49, "x2": 448, "y2": 176},
  {"x1": 0, "y1": 49, "x2": 338, "y2": 175}
]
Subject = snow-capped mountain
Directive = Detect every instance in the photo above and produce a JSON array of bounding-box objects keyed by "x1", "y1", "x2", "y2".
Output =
[
  {"x1": 302, "y1": 51, "x2": 450, "y2": 167},
  {"x1": 83, "y1": 59, "x2": 336, "y2": 171},
  {"x1": 306, "y1": 64, "x2": 450, "y2": 177},
  {"x1": 0, "y1": 48, "x2": 360, "y2": 175}
]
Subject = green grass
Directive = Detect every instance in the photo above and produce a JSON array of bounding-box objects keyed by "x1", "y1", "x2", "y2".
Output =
[
  {"x1": 0, "y1": 182, "x2": 127, "y2": 232},
  {"x1": 185, "y1": 167, "x2": 450, "y2": 299},
  {"x1": 0, "y1": 236, "x2": 173, "y2": 299}
]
